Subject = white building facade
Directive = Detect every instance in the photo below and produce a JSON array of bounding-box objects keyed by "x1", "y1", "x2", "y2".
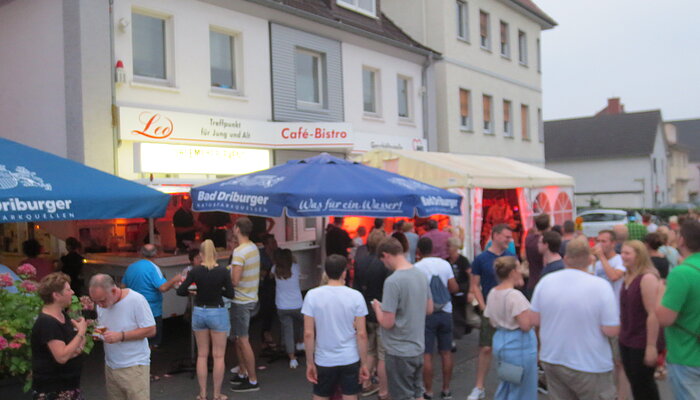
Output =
[{"x1": 382, "y1": 0, "x2": 556, "y2": 166}]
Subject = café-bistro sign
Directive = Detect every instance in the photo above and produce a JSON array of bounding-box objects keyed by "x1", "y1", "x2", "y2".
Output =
[{"x1": 118, "y1": 106, "x2": 353, "y2": 149}]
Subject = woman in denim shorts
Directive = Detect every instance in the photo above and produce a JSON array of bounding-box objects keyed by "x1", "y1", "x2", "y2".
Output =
[{"x1": 177, "y1": 240, "x2": 235, "y2": 400}]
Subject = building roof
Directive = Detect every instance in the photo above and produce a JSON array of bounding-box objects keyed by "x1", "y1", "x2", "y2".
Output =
[
  {"x1": 509, "y1": 0, "x2": 558, "y2": 28},
  {"x1": 669, "y1": 119, "x2": 700, "y2": 162},
  {"x1": 544, "y1": 110, "x2": 662, "y2": 162},
  {"x1": 249, "y1": 0, "x2": 436, "y2": 55}
]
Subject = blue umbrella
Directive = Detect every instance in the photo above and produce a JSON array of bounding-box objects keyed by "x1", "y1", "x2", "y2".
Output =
[
  {"x1": 192, "y1": 153, "x2": 461, "y2": 217},
  {"x1": 0, "y1": 138, "x2": 170, "y2": 222}
]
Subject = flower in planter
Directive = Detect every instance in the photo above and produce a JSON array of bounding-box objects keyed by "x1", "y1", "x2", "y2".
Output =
[
  {"x1": 18, "y1": 280, "x2": 38, "y2": 293},
  {"x1": 13, "y1": 333, "x2": 26, "y2": 342},
  {"x1": 0, "y1": 336, "x2": 7, "y2": 350},
  {"x1": 16, "y1": 264, "x2": 36, "y2": 279},
  {"x1": 0, "y1": 273, "x2": 13, "y2": 287},
  {"x1": 9, "y1": 341, "x2": 22, "y2": 350}
]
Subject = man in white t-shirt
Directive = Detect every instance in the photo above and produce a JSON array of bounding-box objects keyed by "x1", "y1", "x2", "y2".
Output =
[
  {"x1": 415, "y1": 237, "x2": 458, "y2": 400},
  {"x1": 532, "y1": 238, "x2": 620, "y2": 400},
  {"x1": 302, "y1": 254, "x2": 370, "y2": 400},
  {"x1": 89, "y1": 274, "x2": 156, "y2": 400},
  {"x1": 592, "y1": 229, "x2": 630, "y2": 400}
]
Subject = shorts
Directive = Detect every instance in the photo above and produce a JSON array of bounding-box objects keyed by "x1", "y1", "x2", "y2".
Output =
[
  {"x1": 425, "y1": 311, "x2": 453, "y2": 354},
  {"x1": 230, "y1": 302, "x2": 257, "y2": 338},
  {"x1": 385, "y1": 354, "x2": 424, "y2": 400},
  {"x1": 192, "y1": 307, "x2": 230, "y2": 334},
  {"x1": 367, "y1": 321, "x2": 386, "y2": 361},
  {"x1": 479, "y1": 315, "x2": 496, "y2": 348},
  {"x1": 313, "y1": 362, "x2": 361, "y2": 397}
]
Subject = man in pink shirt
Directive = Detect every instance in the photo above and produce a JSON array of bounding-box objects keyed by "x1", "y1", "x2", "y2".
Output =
[{"x1": 421, "y1": 220, "x2": 451, "y2": 260}]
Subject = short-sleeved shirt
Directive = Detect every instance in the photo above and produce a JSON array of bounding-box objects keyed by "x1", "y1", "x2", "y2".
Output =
[
  {"x1": 484, "y1": 288, "x2": 531, "y2": 330},
  {"x1": 301, "y1": 285, "x2": 367, "y2": 367},
  {"x1": 415, "y1": 257, "x2": 455, "y2": 314},
  {"x1": 31, "y1": 312, "x2": 83, "y2": 392},
  {"x1": 532, "y1": 269, "x2": 619, "y2": 373},
  {"x1": 97, "y1": 290, "x2": 156, "y2": 369},
  {"x1": 123, "y1": 259, "x2": 167, "y2": 317},
  {"x1": 231, "y1": 242, "x2": 260, "y2": 304},
  {"x1": 471, "y1": 249, "x2": 515, "y2": 301},
  {"x1": 661, "y1": 253, "x2": 700, "y2": 366},
  {"x1": 380, "y1": 267, "x2": 431, "y2": 357},
  {"x1": 594, "y1": 254, "x2": 626, "y2": 302},
  {"x1": 541, "y1": 259, "x2": 565, "y2": 278},
  {"x1": 626, "y1": 222, "x2": 648, "y2": 241},
  {"x1": 421, "y1": 229, "x2": 451, "y2": 259},
  {"x1": 272, "y1": 263, "x2": 303, "y2": 310}
]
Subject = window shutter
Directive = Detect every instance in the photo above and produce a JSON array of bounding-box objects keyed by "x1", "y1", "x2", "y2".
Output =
[
  {"x1": 500, "y1": 22, "x2": 507, "y2": 44},
  {"x1": 483, "y1": 96, "x2": 491, "y2": 121},
  {"x1": 480, "y1": 12, "x2": 488, "y2": 37},
  {"x1": 504, "y1": 101, "x2": 510, "y2": 122},
  {"x1": 460, "y1": 90, "x2": 470, "y2": 117}
]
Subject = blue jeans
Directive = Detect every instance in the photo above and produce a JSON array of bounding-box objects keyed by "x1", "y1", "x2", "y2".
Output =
[
  {"x1": 493, "y1": 328, "x2": 538, "y2": 400},
  {"x1": 668, "y1": 363, "x2": 700, "y2": 400}
]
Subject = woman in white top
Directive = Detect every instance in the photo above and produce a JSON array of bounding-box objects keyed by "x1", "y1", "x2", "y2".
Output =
[
  {"x1": 272, "y1": 248, "x2": 304, "y2": 368},
  {"x1": 484, "y1": 256, "x2": 538, "y2": 400}
]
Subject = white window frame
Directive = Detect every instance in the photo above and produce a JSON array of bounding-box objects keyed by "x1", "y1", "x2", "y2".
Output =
[
  {"x1": 131, "y1": 9, "x2": 175, "y2": 86},
  {"x1": 397, "y1": 75, "x2": 413, "y2": 121},
  {"x1": 362, "y1": 66, "x2": 381, "y2": 116},
  {"x1": 518, "y1": 30, "x2": 528, "y2": 65},
  {"x1": 456, "y1": 1, "x2": 469, "y2": 42},
  {"x1": 503, "y1": 99, "x2": 513, "y2": 137},
  {"x1": 479, "y1": 10, "x2": 491, "y2": 50},
  {"x1": 483, "y1": 94, "x2": 493, "y2": 134},
  {"x1": 295, "y1": 48, "x2": 325, "y2": 110},
  {"x1": 209, "y1": 27, "x2": 243, "y2": 95},
  {"x1": 459, "y1": 88, "x2": 472, "y2": 131},
  {"x1": 337, "y1": 0, "x2": 377, "y2": 18},
  {"x1": 500, "y1": 20, "x2": 510, "y2": 58}
]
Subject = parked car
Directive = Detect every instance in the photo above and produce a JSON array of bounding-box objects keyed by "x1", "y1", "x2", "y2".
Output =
[{"x1": 577, "y1": 209, "x2": 641, "y2": 238}]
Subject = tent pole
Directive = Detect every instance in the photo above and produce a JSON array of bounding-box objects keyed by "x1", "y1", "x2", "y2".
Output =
[{"x1": 148, "y1": 218, "x2": 155, "y2": 245}]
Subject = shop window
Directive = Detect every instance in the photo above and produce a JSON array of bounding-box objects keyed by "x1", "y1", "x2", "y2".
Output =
[
  {"x1": 553, "y1": 192, "x2": 573, "y2": 225},
  {"x1": 533, "y1": 192, "x2": 551, "y2": 215},
  {"x1": 397, "y1": 75, "x2": 412, "y2": 120},
  {"x1": 363, "y1": 67, "x2": 380, "y2": 115},
  {"x1": 132, "y1": 11, "x2": 170, "y2": 82},
  {"x1": 210, "y1": 29, "x2": 237, "y2": 91},
  {"x1": 295, "y1": 48, "x2": 325, "y2": 108}
]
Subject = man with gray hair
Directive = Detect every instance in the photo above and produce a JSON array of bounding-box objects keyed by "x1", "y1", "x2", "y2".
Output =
[
  {"x1": 89, "y1": 274, "x2": 156, "y2": 400},
  {"x1": 122, "y1": 244, "x2": 181, "y2": 348}
]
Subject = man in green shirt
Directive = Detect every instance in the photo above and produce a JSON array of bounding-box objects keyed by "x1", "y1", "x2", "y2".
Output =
[
  {"x1": 657, "y1": 220, "x2": 700, "y2": 399},
  {"x1": 626, "y1": 215, "x2": 648, "y2": 241}
]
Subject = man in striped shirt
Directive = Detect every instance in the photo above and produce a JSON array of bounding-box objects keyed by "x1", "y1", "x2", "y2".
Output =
[{"x1": 229, "y1": 217, "x2": 261, "y2": 392}]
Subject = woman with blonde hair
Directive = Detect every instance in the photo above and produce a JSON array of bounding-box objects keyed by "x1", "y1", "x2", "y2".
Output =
[
  {"x1": 619, "y1": 240, "x2": 663, "y2": 400},
  {"x1": 177, "y1": 239, "x2": 235, "y2": 400}
]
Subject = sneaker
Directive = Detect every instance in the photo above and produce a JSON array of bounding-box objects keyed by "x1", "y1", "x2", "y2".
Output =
[
  {"x1": 289, "y1": 359, "x2": 299, "y2": 369},
  {"x1": 231, "y1": 379, "x2": 260, "y2": 392},
  {"x1": 440, "y1": 391, "x2": 452, "y2": 400},
  {"x1": 229, "y1": 374, "x2": 247, "y2": 386},
  {"x1": 229, "y1": 366, "x2": 240, "y2": 374},
  {"x1": 361, "y1": 383, "x2": 379, "y2": 397},
  {"x1": 422, "y1": 393, "x2": 433, "y2": 400},
  {"x1": 467, "y1": 387, "x2": 485, "y2": 400},
  {"x1": 537, "y1": 378, "x2": 549, "y2": 394}
]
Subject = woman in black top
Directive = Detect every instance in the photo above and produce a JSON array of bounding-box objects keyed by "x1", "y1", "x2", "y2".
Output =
[
  {"x1": 645, "y1": 232, "x2": 669, "y2": 279},
  {"x1": 446, "y1": 237, "x2": 472, "y2": 339},
  {"x1": 31, "y1": 272, "x2": 87, "y2": 400},
  {"x1": 177, "y1": 239, "x2": 235, "y2": 400},
  {"x1": 60, "y1": 237, "x2": 84, "y2": 295}
]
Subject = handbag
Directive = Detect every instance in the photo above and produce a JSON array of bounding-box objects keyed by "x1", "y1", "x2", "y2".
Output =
[{"x1": 495, "y1": 290, "x2": 525, "y2": 384}]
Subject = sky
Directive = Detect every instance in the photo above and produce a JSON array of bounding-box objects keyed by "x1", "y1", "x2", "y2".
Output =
[{"x1": 535, "y1": 0, "x2": 700, "y2": 122}]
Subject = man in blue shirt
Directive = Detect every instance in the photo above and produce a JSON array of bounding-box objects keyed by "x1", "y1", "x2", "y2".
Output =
[
  {"x1": 467, "y1": 224, "x2": 515, "y2": 400},
  {"x1": 123, "y1": 244, "x2": 181, "y2": 348}
]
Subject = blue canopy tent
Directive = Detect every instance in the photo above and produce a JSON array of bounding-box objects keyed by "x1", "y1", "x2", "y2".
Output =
[
  {"x1": 191, "y1": 153, "x2": 462, "y2": 218},
  {"x1": 0, "y1": 138, "x2": 170, "y2": 223}
]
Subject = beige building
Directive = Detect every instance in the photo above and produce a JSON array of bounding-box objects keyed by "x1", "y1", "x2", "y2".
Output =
[
  {"x1": 382, "y1": 0, "x2": 556, "y2": 166},
  {"x1": 665, "y1": 123, "x2": 691, "y2": 203}
]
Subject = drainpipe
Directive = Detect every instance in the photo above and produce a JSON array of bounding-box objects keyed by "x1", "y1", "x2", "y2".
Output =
[{"x1": 109, "y1": 0, "x2": 119, "y2": 175}]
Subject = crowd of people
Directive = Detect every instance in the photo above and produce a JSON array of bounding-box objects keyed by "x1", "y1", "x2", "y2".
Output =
[{"x1": 15, "y1": 211, "x2": 700, "y2": 400}]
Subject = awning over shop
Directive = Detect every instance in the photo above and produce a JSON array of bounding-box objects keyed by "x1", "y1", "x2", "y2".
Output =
[
  {"x1": 360, "y1": 149, "x2": 575, "y2": 189},
  {"x1": 0, "y1": 138, "x2": 170, "y2": 222}
]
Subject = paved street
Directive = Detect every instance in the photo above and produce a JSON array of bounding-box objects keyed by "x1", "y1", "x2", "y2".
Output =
[{"x1": 5, "y1": 316, "x2": 673, "y2": 399}]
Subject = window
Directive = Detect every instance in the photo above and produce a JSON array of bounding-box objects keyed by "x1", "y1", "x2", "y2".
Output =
[
  {"x1": 503, "y1": 100, "x2": 512, "y2": 136},
  {"x1": 479, "y1": 11, "x2": 490, "y2": 50},
  {"x1": 538, "y1": 108, "x2": 544, "y2": 142},
  {"x1": 397, "y1": 76, "x2": 412, "y2": 119},
  {"x1": 132, "y1": 12, "x2": 168, "y2": 80},
  {"x1": 456, "y1": 1, "x2": 469, "y2": 41},
  {"x1": 536, "y1": 38, "x2": 541, "y2": 72},
  {"x1": 533, "y1": 192, "x2": 552, "y2": 215},
  {"x1": 518, "y1": 30, "x2": 528, "y2": 65},
  {"x1": 295, "y1": 48, "x2": 324, "y2": 106},
  {"x1": 210, "y1": 30, "x2": 236, "y2": 90},
  {"x1": 363, "y1": 67, "x2": 380, "y2": 114},
  {"x1": 459, "y1": 89, "x2": 472, "y2": 130},
  {"x1": 521, "y1": 104, "x2": 529, "y2": 139},
  {"x1": 483, "y1": 95, "x2": 493, "y2": 133},
  {"x1": 337, "y1": 0, "x2": 376, "y2": 17},
  {"x1": 553, "y1": 192, "x2": 573, "y2": 225},
  {"x1": 500, "y1": 21, "x2": 509, "y2": 57}
]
